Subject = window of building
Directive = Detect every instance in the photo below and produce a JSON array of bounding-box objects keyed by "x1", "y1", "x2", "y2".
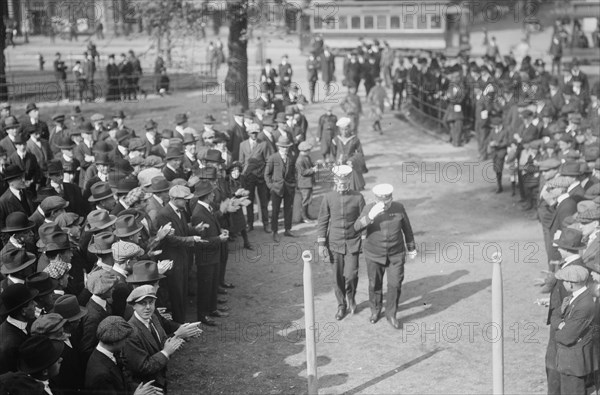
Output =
[
  {"x1": 431, "y1": 14, "x2": 442, "y2": 29},
  {"x1": 404, "y1": 14, "x2": 414, "y2": 29},
  {"x1": 377, "y1": 15, "x2": 387, "y2": 29},
  {"x1": 364, "y1": 16, "x2": 374, "y2": 29},
  {"x1": 351, "y1": 16, "x2": 361, "y2": 29},
  {"x1": 314, "y1": 16, "x2": 323, "y2": 29},
  {"x1": 417, "y1": 14, "x2": 428, "y2": 29},
  {"x1": 390, "y1": 16, "x2": 401, "y2": 29},
  {"x1": 339, "y1": 15, "x2": 348, "y2": 29}
]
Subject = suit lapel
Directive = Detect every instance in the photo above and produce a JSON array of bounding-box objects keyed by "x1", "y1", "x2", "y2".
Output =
[{"x1": 166, "y1": 204, "x2": 187, "y2": 236}]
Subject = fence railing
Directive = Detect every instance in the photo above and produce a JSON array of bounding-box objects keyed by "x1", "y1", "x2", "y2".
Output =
[{"x1": 0, "y1": 63, "x2": 218, "y2": 103}]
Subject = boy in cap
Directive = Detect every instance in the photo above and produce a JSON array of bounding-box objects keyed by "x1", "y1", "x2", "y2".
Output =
[
  {"x1": 317, "y1": 165, "x2": 365, "y2": 321},
  {"x1": 295, "y1": 142, "x2": 318, "y2": 223},
  {"x1": 354, "y1": 184, "x2": 416, "y2": 329}
]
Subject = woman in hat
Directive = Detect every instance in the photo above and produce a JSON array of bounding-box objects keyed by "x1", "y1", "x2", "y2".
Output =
[
  {"x1": 331, "y1": 117, "x2": 366, "y2": 191},
  {"x1": 226, "y1": 161, "x2": 252, "y2": 250}
]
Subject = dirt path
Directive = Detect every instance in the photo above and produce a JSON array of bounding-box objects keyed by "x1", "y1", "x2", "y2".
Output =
[{"x1": 169, "y1": 97, "x2": 549, "y2": 394}]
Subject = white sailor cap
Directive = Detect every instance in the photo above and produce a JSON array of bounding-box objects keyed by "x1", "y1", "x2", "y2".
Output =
[
  {"x1": 336, "y1": 117, "x2": 351, "y2": 128},
  {"x1": 372, "y1": 183, "x2": 394, "y2": 198},
  {"x1": 331, "y1": 165, "x2": 352, "y2": 179}
]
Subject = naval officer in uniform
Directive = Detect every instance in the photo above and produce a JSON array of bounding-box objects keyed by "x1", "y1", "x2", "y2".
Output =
[
  {"x1": 317, "y1": 165, "x2": 365, "y2": 320},
  {"x1": 354, "y1": 183, "x2": 416, "y2": 329}
]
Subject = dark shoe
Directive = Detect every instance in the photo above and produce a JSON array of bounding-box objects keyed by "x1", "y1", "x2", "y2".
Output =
[
  {"x1": 247, "y1": 224, "x2": 254, "y2": 232},
  {"x1": 386, "y1": 315, "x2": 401, "y2": 330},
  {"x1": 210, "y1": 310, "x2": 230, "y2": 318},
  {"x1": 272, "y1": 233, "x2": 280, "y2": 243},
  {"x1": 370, "y1": 311, "x2": 380, "y2": 324},
  {"x1": 263, "y1": 224, "x2": 271, "y2": 233},
  {"x1": 520, "y1": 203, "x2": 533, "y2": 211},
  {"x1": 221, "y1": 282, "x2": 235, "y2": 289},
  {"x1": 217, "y1": 305, "x2": 230, "y2": 312},
  {"x1": 495, "y1": 186, "x2": 503, "y2": 194},
  {"x1": 217, "y1": 298, "x2": 228, "y2": 304},
  {"x1": 348, "y1": 297, "x2": 357, "y2": 315},
  {"x1": 335, "y1": 306, "x2": 347, "y2": 321},
  {"x1": 217, "y1": 288, "x2": 228, "y2": 295},
  {"x1": 283, "y1": 230, "x2": 295, "y2": 237},
  {"x1": 244, "y1": 243, "x2": 254, "y2": 250},
  {"x1": 200, "y1": 316, "x2": 217, "y2": 326}
]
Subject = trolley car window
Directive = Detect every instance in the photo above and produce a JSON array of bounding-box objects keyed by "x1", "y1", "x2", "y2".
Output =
[
  {"x1": 377, "y1": 15, "x2": 387, "y2": 29},
  {"x1": 351, "y1": 16, "x2": 361, "y2": 29},
  {"x1": 314, "y1": 16, "x2": 323, "y2": 29},
  {"x1": 364, "y1": 16, "x2": 374, "y2": 29},
  {"x1": 417, "y1": 15, "x2": 427, "y2": 29},
  {"x1": 339, "y1": 15, "x2": 348, "y2": 29},
  {"x1": 324, "y1": 17, "x2": 335, "y2": 29},
  {"x1": 390, "y1": 16, "x2": 400, "y2": 29},
  {"x1": 431, "y1": 15, "x2": 441, "y2": 29},
  {"x1": 404, "y1": 14, "x2": 414, "y2": 29}
]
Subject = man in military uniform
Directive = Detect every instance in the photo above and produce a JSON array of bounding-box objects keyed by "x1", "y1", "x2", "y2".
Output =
[
  {"x1": 317, "y1": 165, "x2": 365, "y2": 320},
  {"x1": 317, "y1": 106, "x2": 337, "y2": 161},
  {"x1": 354, "y1": 184, "x2": 416, "y2": 329}
]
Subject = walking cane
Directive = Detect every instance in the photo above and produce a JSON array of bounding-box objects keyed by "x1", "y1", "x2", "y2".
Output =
[{"x1": 302, "y1": 250, "x2": 318, "y2": 394}]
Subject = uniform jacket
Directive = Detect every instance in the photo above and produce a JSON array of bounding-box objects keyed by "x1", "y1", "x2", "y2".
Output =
[
  {"x1": 264, "y1": 152, "x2": 296, "y2": 196},
  {"x1": 354, "y1": 201, "x2": 416, "y2": 264},
  {"x1": 317, "y1": 190, "x2": 365, "y2": 254}
]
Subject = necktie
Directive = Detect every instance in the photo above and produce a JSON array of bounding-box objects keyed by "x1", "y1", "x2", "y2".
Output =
[
  {"x1": 20, "y1": 191, "x2": 31, "y2": 215},
  {"x1": 149, "y1": 321, "x2": 162, "y2": 346},
  {"x1": 560, "y1": 296, "x2": 572, "y2": 316}
]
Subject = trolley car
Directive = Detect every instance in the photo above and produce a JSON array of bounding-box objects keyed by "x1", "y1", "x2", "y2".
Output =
[{"x1": 301, "y1": 0, "x2": 470, "y2": 56}]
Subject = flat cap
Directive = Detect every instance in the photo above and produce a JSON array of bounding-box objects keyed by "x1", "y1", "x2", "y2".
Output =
[
  {"x1": 546, "y1": 176, "x2": 576, "y2": 189},
  {"x1": 96, "y1": 316, "x2": 133, "y2": 344},
  {"x1": 575, "y1": 207, "x2": 600, "y2": 223},
  {"x1": 43, "y1": 259, "x2": 72, "y2": 280},
  {"x1": 169, "y1": 185, "x2": 194, "y2": 199},
  {"x1": 31, "y1": 313, "x2": 67, "y2": 336},
  {"x1": 555, "y1": 265, "x2": 589, "y2": 283},
  {"x1": 126, "y1": 284, "x2": 158, "y2": 304},
  {"x1": 86, "y1": 270, "x2": 118, "y2": 295},
  {"x1": 90, "y1": 113, "x2": 105, "y2": 122},
  {"x1": 40, "y1": 196, "x2": 69, "y2": 213},
  {"x1": 144, "y1": 155, "x2": 163, "y2": 168},
  {"x1": 298, "y1": 142, "x2": 312, "y2": 151},
  {"x1": 112, "y1": 240, "x2": 144, "y2": 263}
]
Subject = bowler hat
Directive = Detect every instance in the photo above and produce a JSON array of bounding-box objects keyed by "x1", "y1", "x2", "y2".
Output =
[
  {"x1": 182, "y1": 133, "x2": 197, "y2": 146},
  {"x1": 165, "y1": 147, "x2": 183, "y2": 160},
  {"x1": 0, "y1": 284, "x2": 39, "y2": 315},
  {"x1": 276, "y1": 135, "x2": 293, "y2": 147},
  {"x1": 80, "y1": 122, "x2": 94, "y2": 134},
  {"x1": 25, "y1": 272, "x2": 58, "y2": 297},
  {"x1": 4, "y1": 116, "x2": 20, "y2": 129},
  {"x1": 113, "y1": 214, "x2": 143, "y2": 238},
  {"x1": 555, "y1": 228, "x2": 586, "y2": 251},
  {"x1": 93, "y1": 141, "x2": 114, "y2": 153},
  {"x1": 18, "y1": 336, "x2": 64, "y2": 374},
  {"x1": 127, "y1": 260, "x2": 166, "y2": 284},
  {"x1": 46, "y1": 160, "x2": 64, "y2": 176},
  {"x1": 85, "y1": 209, "x2": 117, "y2": 231},
  {"x1": 52, "y1": 294, "x2": 88, "y2": 321},
  {"x1": 2, "y1": 165, "x2": 24, "y2": 181},
  {"x1": 193, "y1": 180, "x2": 215, "y2": 198},
  {"x1": 204, "y1": 149, "x2": 225, "y2": 163},
  {"x1": 55, "y1": 135, "x2": 75, "y2": 150},
  {"x1": 175, "y1": 113, "x2": 188, "y2": 125},
  {"x1": 114, "y1": 177, "x2": 139, "y2": 194},
  {"x1": 0, "y1": 248, "x2": 37, "y2": 275},
  {"x1": 25, "y1": 103, "x2": 38, "y2": 114},
  {"x1": 148, "y1": 176, "x2": 171, "y2": 193},
  {"x1": 88, "y1": 182, "x2": 114, "y2": 202},
  {"x1": 1, "y1": 212, "x2": 34, "y2": 233},
  {"x1": 88, "y1": 232, "x2": 117, "y2": 254},
  {"x1": 113, "y1": 110, "x2": 127, "y2": 119}
]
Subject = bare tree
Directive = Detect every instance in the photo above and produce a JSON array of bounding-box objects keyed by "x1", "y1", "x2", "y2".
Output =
[
  {"x1": 224, "y1": 0, "x2": 249, "y2": 111},
  {"x1": 0, "y1": 7, "x2": 6, "y2": 101}
]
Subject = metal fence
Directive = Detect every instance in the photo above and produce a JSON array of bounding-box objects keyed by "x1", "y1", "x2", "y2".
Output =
[{"x1": 0, "y1": 63, "x2": 218, "y2": 103}]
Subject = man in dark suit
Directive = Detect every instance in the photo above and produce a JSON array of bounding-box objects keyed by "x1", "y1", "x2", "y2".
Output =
[
  {"x1": 354, "y1": 184, "x2": 417, "y2": 329},
  {"x1": 257, "y1": 118, "x2": 278, "y2": 154},
  {"x1": 0, "y1": 284, "x2": 38, "y2": 374},
  {"x1": 260, "y1": 58, "x2": 278, "y2": 98},
  {"x1": 150, "y1": 129, "x2": 172, "y2": 159},
  {"x1": 240, "y1": 124, "x2": 273, "y2": 232},
  {"x1": 25, "y1": 125, "x2": 51, "y2": 178},
  {"x1": 0, "y1": 165, "x2": 35, "y2": 229},
  {"x1": 162, "y1": 148, "x2": 186, "y2": 182},
  {"x1": 155, "y1": 185, "x2": 207, "y2": 323},
  {"x1": 191, "y1": 181, "x2": 229, "y2": 326},
  {"x1": 46, "y1": 160, "x2": 88, "y2": 217},
  {"x1": 317, "y1": 165, "x2": 365, "y2": 321},
  {"x1": 264, "y1": 135, "x2": 297, "y2": 242},
  {"x1": 553, "y1": 264, "x2": 596, "y2": 395},
  {"x1": 0, "y1": 116, "x2": 20, "y2": 157},
  {"x1": 20, "y1": 103, "x2": 49, "y2": 141},
  {"x1": 9, "y1": 134, "x2": 42, "y2": 191},
  {"x1": 321, "y1": 46, "x2": 336, "y2": 96},
  {"x1": 140, "y1": 119, "x2": 159, "y2": 157}
]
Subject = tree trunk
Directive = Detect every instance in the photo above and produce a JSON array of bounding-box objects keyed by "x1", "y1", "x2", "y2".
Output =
[
  {"x1": 0, "y1": 5, "x2": 7, "y2": 102},
  {"x1": 224, "y1": 0, "x2": 248, "y2": 111}
]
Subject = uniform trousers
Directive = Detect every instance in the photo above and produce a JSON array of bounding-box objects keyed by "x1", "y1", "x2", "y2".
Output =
[
  {"x1": 367, "y1": 253, "x2": 405, "y2": 318},
  {"x1": 329, "y1": 251, "x2": 359, "y2": 309}
]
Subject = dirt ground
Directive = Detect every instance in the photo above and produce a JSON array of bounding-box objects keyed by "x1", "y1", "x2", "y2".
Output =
[{"x1": 70, "y1": 91, "x2": 550, "y2": 395}]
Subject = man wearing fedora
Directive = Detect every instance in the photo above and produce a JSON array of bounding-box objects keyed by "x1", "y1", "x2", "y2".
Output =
[
  {"x1": 227, "y1": 112, "x2": 247, "y2": 162},
  {"x1": 545, "y1": 228, "x2": 587, "y2": 394},
  {"x1": 141, "y1": 119, "x2": 160, "y2": 157},
  {"x1": 110, "y1": 177, "x2": 139, "y2": 216},
  {"x1": 0, "y1": 283, "x2": 38, "y2": 374},
  {"x1": 191, "y1": 180, "x2": 230, "y2": 326},
  {"x1": 54, "y1": 135, "x2": 82, "y2": 188},
  {"x1": 317, "y1": 165, "x2": 365, "y2": 321},
  {"x1": 82, "y1": 153, "x2": 112, "y2": 202},
  {"x1": 73, "y1": 122, "x2": 96, "y2": 184},
  {"x1": 20, "y1": 103, "x2": 49, "y2": 141},
  {"x1": 26, "y1": 123, "x2": 52, "y2": 180},
  {"x1": 182, "y1": 134, "x2": 198, "y2": 179},
  {"x1": 0, "y1": 247, "x2": 37, "y2": 295},
  {"x1": 87, "y1": 181, "x2": 118, "y2": 215},
  {"x1": 162, "y1": 147, "x2": 186, "y2": 182},
  {"x1": 174, "y1": 113, "x2": 189, "y2": 142},
  {"x1": 26, "y1": 272, "x2": 59, "y2": 315},
  {"x1": 156, "y1": 185, "x2": 208, "y2": 323},
  {"x1": 1, "y1": 211, "x2": 37, "y2": 258},
  {"x1": 17, "y1": 335, "x2": 64, "y2": 393},
  {"x1": 0, "y1": 165, "x2": 35, "y2": 227},
  {"x1": 0, "y1": 116, "x2": 21, "y2": 156},
  {"x1": 46, "y1": 159, "x2": 87, "y2": 218},
  {"x1": 146, "y1": 176, "x2": 171, "y2": 233},
  {"x1": 265, "y1": 134, "x2": 297, "y2": 242}
]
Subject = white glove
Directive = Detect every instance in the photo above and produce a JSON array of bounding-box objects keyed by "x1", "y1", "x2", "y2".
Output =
[
  {"x1": 407, "y1": 250, "x2": 417, "y2": 260},
  {"x1": 157, "y1": 260, "x2": 173, "y2": 274},
  {"x1": 368, "y1": 202, "x2": 385, "y2": 220}
]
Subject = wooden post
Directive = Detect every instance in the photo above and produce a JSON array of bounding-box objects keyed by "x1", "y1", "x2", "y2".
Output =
[
  {"x1": 491, "y1": 252, "x2": 504, "y2": 395},
  {"x1": 302, "y1": 250, "x2": 318, "y2": 395}
]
